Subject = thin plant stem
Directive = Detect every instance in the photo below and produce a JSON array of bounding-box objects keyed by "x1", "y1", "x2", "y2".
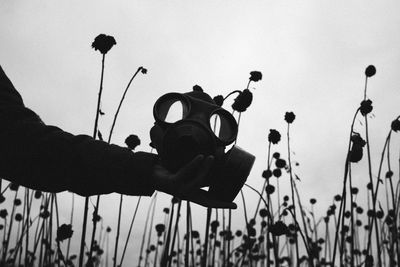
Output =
[
  {"x1": 185, "y1": 202, "x2": 190, "y2": 267},
  {"x1": 286, "y1": 122, "x2": 300, "y2": 266},
  {"x1": 54, "y1": 194, "x2": 68, "y2": 266},
  {"x1": 145, "y1": 194, "x2": 158, "y2": 267},
  {"x1": 161, "y1": 198, "x2": 175, "y2": 267},
  {"x1": 188, "y1": 205, "x2": 196, "y2": 267},
  {"x1": 138, "y1": 194, "x2": 157, "y2": 267},
  {"x1": 66, "y1": 193, "x2": 75, "y2": 261},
  {"x1": 364, "y1": 109, "x2": 382, "y2": 266},
  {"x1": 201, "y1": 208, "x2": 212, "y2": 267},
  {"x1": 107, "y1": 66, "x2": 144, "y2": 143},
  {"x1": 80, "y1": 53, "x2": 106, "y2": 267},
  {"x1": 252, "y1": 141, "x2": 271, "y2": 221},
  {"x1": 113, "y1": 194, "x2": 124, "y2": 267},
  {"x1": 119, "y1": 196, "x2": 142, "y2": 266},
  {"x1": 88, "y1": 66, "x2": 145, "y2": 264},
  {"x1": 386, "y1": 128, "x2": 400, "y2": 266},
  {"x1": 25, "y1": 188, "x2": 31, "y2": 267},
  {"x1": 332, "y1": 108, "x2": 360, "y2": 267},
  {"x1": 168, "y1": 200, "x2": 182, "y2": 267},
  {"x1": 3, "y1": 189, "x2": 19, "y2": 262},
  {"x1": 349, "y1": 164, "x2": 355, "y2": 267}
]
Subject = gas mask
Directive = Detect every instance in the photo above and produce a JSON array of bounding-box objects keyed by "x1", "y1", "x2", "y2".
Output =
[{"x1": 150, "y1": 88, "x2": 255, "y2": 207}]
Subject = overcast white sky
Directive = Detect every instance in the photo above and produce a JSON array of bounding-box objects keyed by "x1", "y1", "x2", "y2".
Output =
[{"x1": 1, "y1": 0, "x2": 400, "y2": 264}]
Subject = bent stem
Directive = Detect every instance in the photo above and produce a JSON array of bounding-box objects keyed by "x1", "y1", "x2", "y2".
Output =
[
  {"x1": 108, "y1": 66, "x2": 144, "y2": 143},
  {"x1": 90, "y1": 66, "x2": 145, "y2": 263}
]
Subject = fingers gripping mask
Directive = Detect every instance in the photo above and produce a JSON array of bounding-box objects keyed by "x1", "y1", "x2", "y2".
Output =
[{"x1": 150, "y1": 89, "x2": 255, "y2": 204}]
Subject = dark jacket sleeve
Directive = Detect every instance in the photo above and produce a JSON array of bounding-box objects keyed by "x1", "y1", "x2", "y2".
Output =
[{"x1": 0, "y1": 65, "x2": 158, "y2": 196}]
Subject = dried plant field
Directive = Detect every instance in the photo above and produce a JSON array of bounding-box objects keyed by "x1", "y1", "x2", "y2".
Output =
[{"x1": 0, "y1": 35, "x2": 399, "y2": 267}]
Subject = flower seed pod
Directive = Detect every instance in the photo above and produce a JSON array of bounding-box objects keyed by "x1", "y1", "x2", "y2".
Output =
[{"x1": 365, "y1": 65, "x2": 376, "y2": 77}]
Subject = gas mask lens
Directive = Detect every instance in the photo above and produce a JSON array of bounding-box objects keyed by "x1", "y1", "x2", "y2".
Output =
[
  {"x1": 154, "y1": 93, "x2": 191, "y2": 124},
  {"x1": 209, "y1": 109, "x2": 238, "y2": 145}
]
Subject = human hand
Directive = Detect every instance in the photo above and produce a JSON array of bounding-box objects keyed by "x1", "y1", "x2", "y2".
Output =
[{"x1": 152, "y1": 155, "x2": 237, "y2": 209}]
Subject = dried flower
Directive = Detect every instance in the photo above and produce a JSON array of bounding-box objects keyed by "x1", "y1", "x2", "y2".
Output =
[
  {"x1": 213, "y1": 95, "x2": 224, "y2": 107},
  {"x1": 365, "y1": 65, "x2": 376, "y2": 77},
  {"x1": 270, "y1": 221, "x2": 288, "y2": 236},
  {"x1": 192, "y1": 231, "x2": 200, "y2": 239},
  {"x1": 92, "y1": 212, "x2": 101, "y2": 222},
  {"x1": 268, "y1": 129, "x2": 281, "y2": 144},
  {"x1": 235, "y1": 230, "x2": 242, "y2": 237},
  {"x1": 10, "y1": 183, "x2": 19, "y2": 191},
  {"x1": 351, "y1": 187, "x2": 359, "y2": 194},
  {"x1": 192, "y1": 85, "x2": 203, "y2": 92},
  {"x1": 40, "y1": 210, "x2": 50, "y2": 219},
  {"x1": 376, "y1": 210, "x2": 384, "y2": 219},
  {"x1": 56, "y1": 224, "x2": 73, "y2": 242},
  {"x1": 106, "y1": 226, "x2": 111, "y2": 233},
  {"x1": 211, "y1": 220, "x2": 220, "y2": 232},
  {"x1": 125, "y1": 134, "x2": 141, "y2": 150},
  {"x1": 275, "y1": 158, "x2": 286, "y2": 169},
  {"x1": 15, "y1": 213, "x2": 23, "y2": 222},
  {"x1": 265, "y1": 184, "x2": 275, "y2": 195},
  {"x1": 351, "y1": 133, "x2": 366, "y2": 147},
  {"x1": 360, "y1": 99, "x2": 373, "y2": 116},
  {"x1": 91, "y1": 34, "x2": 116, "y2": 55},
  {"x1": 272, "y1": 168, "x2": 282, "y2": 178},
  {"x1": 386, "y1": 171, "x2": 394, "y2": 179},
  {"x1": 34, "y1": 191, "x2": 42, "y2": 199},
  {"x1": 262, "y1": 169, "x2": 272, "y2": 179},
  {"x1": 391, "y1": 118, "x2": 400, "y2": 132},
  {"x1": 259, "y1": 209, "x2": 269, "y2": 218},
  {"x1": 155, "y1": 224, "x2": 165, "y2": 236},
  {"x1": 232, "y1": 89, "x2": 253, "y2": 112},
  {"x1": 272, "y1": 152, "x2": 280, "y2": 159},
  {"x1": 141, "y1": 67, "x2": 148, "y2": 74},
  {"x1": 0, "y1": 209, "x2": 8, "y2": 219},
  {"x1": 310, "y1": 198, "x2": 316, "y2": 205},
  {"x1": 284, "y1": 112, "x2": 296, "y2": 124},
  {"x1": 349, "y1": 132, "x2": 366, "y2": 163},
  {"x1": 171, "y1": 196, "x2": 180, "y2": 204},
  {"x1": 14, "y1": 199, "x2": 21, "y2": 206},
  {"x1": 249, "y1": 71, "x2": 262, "y2": 82}
]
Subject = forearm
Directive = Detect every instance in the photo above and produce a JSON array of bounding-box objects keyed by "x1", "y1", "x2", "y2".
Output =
[{"x1": 0, "y1": 65, "x2": 157, "y2": 196}]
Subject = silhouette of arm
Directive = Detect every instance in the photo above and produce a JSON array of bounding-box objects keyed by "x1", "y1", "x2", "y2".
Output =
[{"x1": 0, "y1": 66, "x2": 157, "y2": 196}]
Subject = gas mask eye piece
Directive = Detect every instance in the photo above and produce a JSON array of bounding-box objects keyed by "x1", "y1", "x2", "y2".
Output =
[
  {"x1": 209, "y1": 109, "x2": 238, "y2": 146},
  {"x1": 153, "y1": 93, "x2": 191, "y2": 124}
]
